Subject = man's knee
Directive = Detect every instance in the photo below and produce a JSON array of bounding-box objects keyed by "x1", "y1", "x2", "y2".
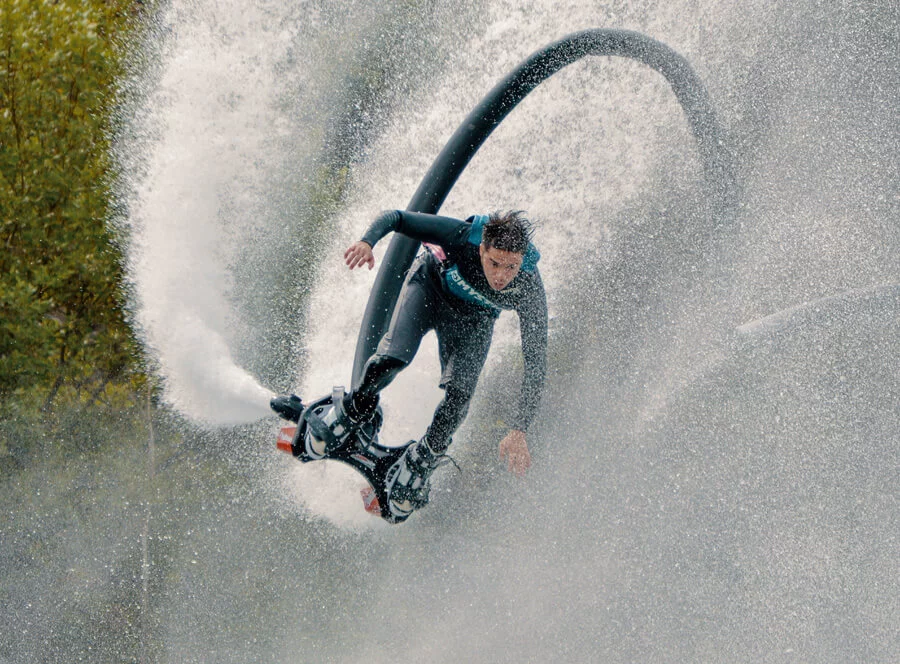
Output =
[{"x1": 368, "y1": 353, "x2": 407, "y2": 374}]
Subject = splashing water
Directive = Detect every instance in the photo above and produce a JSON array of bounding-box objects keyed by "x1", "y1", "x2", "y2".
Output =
[
  {"x1": 115, "y1": 0, "x2": 899, "y2": 659},
  {"x1": 124, "y1": 0, "x2": 296, "y2": 424}
]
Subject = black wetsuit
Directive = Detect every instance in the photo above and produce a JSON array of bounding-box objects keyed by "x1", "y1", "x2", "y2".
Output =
[{"x1": 348, "y1": 210, "x2": 548, "y2": 452}]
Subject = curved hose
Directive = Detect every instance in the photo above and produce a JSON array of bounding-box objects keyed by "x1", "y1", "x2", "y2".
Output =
[{"x1": 352, "y1": 28, "x2": 734, "y2": 384}]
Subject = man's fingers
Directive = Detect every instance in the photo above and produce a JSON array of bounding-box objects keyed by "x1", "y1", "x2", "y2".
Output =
[
  {"x1": 516, "y1": 453, "x2": 530, "y2": 476},
  {"x1": 499, "y1": 436, "x2": 529, "y2": 477},
  {"x1": 345, "y1": 248, "x2": 368, "y2": 270},
  {"x1": 517, "y1": 451, "x2": 531, "y2": 476},
  {"x1": 503, "y1": 450, "x2": 529, "y2": 477}
]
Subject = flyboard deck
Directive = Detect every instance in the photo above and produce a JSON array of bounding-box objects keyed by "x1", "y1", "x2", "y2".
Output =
[{"x1": 275, "y1": 391, "x2": 414, "y2": 524}]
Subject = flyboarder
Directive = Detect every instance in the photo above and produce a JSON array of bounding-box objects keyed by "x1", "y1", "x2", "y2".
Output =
[{"x1": 273, "y1": 209, "x2": 547, "y2": 521}]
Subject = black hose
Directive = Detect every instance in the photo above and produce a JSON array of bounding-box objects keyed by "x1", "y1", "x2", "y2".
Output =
[{"x1": 352, "y1": 28, "x2": 734, "y2": 385}]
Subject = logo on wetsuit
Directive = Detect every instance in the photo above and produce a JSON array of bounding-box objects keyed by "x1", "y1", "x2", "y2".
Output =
[{"x1": 443, "y1": 265, "x2": 503, "y2": 312}]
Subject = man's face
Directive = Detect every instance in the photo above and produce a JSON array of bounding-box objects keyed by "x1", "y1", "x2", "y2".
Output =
[{"x1": 479, "y1": 244, "x2": 524, "y2": 291}]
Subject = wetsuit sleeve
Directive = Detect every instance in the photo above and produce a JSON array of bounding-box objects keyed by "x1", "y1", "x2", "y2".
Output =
[
  {"x1": 512, "y1": 269, "x2": 548, "y2": 432},
  {"x1": 360, "y1": 210, "x2": 468, "y2": 248}
]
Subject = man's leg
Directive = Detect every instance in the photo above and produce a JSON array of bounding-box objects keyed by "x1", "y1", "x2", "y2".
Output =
[
  {"x1": 383, "y1": 314, "x2": 494, "y2": 517},
  {"x1": 423, "y1": 314, "x2": 495, "y2": 452},
  {"x1": 343, "y1": 272, "x2": 436, "y2": 421}
]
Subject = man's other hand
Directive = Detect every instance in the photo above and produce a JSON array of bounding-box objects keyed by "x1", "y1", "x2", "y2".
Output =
[{"x1": 498, "y1": 429, "x2": 531, "y2": 477}]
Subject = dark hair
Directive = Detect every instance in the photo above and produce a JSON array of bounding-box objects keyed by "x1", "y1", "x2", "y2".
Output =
[{"x1": 482, "y1": 210, "x2": 534, "y2": 254}]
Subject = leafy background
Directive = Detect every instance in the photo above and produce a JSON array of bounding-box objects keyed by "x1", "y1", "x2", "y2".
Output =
[{"x1": 1, "y1": 0, "x2": 143, "y2": 423}]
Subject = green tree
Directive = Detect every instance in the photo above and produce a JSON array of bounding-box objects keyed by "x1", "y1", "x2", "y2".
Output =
[{"x1": 0, "y1": 0, "x2": 143, "y2": 410}]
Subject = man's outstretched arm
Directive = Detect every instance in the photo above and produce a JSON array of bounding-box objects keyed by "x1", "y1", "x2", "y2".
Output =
[
  {"x1": 364, "y1": 210, "x2": 467, "y2": 248},
  {"x1": 345, "y1": 210, "x2": 467, "y2": 271}
]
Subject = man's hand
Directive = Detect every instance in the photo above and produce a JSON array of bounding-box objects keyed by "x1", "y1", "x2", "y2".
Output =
[
  {"x1": 498, "y1": 429, "x2": 531, "y2": 477},
  {"x1": 344, "y1": 241, "x2": 375, "y2": 270}
]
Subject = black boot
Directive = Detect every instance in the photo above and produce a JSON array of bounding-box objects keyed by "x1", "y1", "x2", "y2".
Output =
[
  {"x1": 311, "y1": 389, "x2": 382, "y2": 451},
  {"x1": 384, "y1": 436, "x2": 454, "y2": 519}
]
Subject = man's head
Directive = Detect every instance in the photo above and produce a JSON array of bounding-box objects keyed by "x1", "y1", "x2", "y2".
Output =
[{"x1": 479, "y1": 210, "x2": 534, "y2": 291}]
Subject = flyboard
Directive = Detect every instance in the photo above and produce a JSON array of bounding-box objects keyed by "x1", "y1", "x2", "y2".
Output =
[{"x1": 273, "y1": 388, "x2": 416, "y2": 524}]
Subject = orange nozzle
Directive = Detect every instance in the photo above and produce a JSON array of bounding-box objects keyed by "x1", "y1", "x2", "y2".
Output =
[{"x1": 276, "y1": 426, "x2": 297, "y2": 454}]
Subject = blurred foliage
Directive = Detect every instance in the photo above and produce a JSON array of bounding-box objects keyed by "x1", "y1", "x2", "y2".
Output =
[{"x1": 0, "y1": 0, "x2": 149, "y2": 415}]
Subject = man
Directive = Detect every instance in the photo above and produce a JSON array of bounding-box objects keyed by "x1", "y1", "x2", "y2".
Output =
[{"x1": 275, "y1": 209, "x2": 547, "y2": 519}]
